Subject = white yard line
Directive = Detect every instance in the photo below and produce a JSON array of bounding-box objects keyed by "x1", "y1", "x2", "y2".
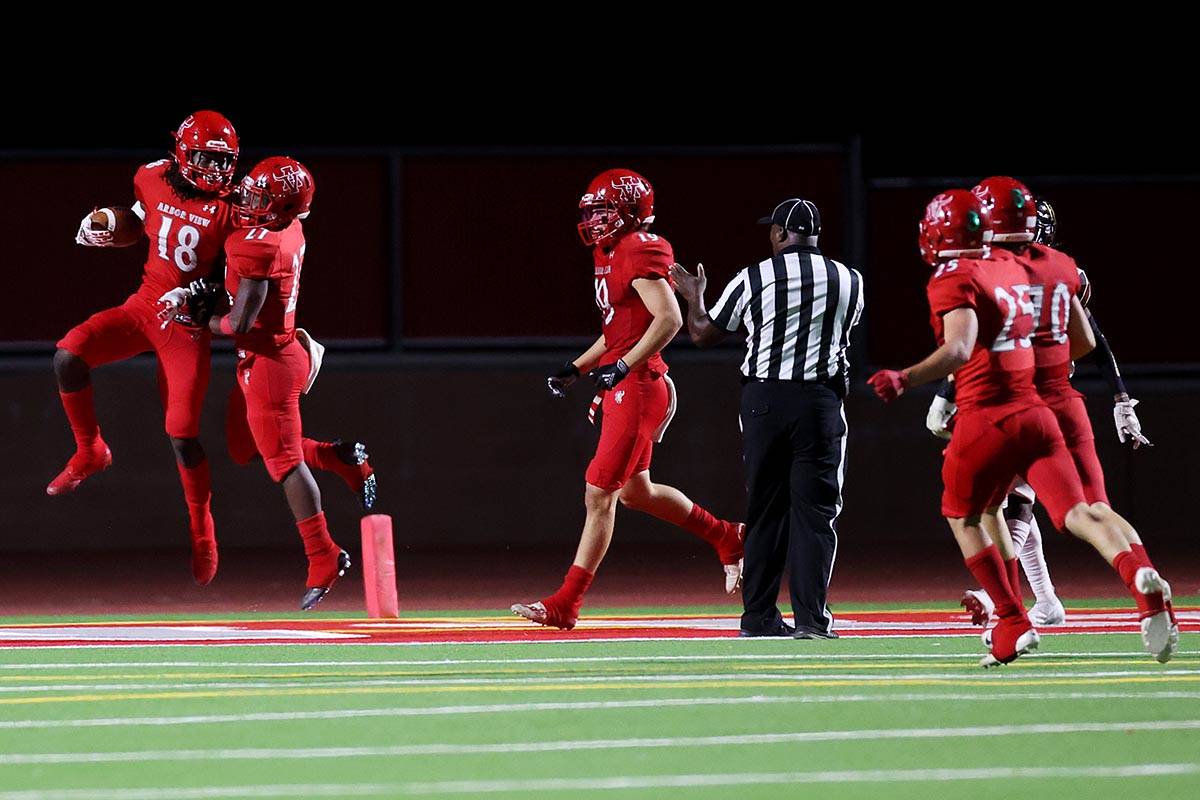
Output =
[
  {"x1": 2, "y1": 667, "x2": 1198, "y2": 695},
  {"x1": 4, "y1": 691, "x2": 1200, "y2": 730},
  {"x1": 1, "y1": 720, "x2": 1198, "y2": 766},
  {"x1": 4, "y1": 651, "x2": 1196, "y2": 669},
  {"x1": 1, "y1": 764, "x2": 1198, "y2": 798}
]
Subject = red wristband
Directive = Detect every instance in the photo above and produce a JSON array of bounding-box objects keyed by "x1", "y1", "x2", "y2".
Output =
[{"x1": 218, "y1": 317, "x2": 234, "y2": 336}]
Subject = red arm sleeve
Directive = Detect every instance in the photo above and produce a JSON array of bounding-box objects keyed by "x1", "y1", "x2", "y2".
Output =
[{"x1": 225, "y1": 234, "x2": 278, "y2": 281}]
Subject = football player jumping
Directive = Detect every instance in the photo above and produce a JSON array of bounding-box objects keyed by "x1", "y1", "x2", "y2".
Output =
[
  {"x1": 868, "y1": 189, "x2": 1175, "y2": 666},
  {"x1": 53, "y1": 111, "x2": 238, "y2": 585},
  {"x1": 939, "y1": 194, "x2": 1152, "y2": 627},
  {"x1": 511, "y1": 169, "x2": 745, "y2": 630},
  {"x1": 200, "y1": 157, "x2": 352, "y2": 609}
]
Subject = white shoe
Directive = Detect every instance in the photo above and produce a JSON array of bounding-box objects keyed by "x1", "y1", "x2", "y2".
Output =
[
  {"x1": 981, "y1": 626, "x2": 993, "y2": 650},
  {"x1": 724, "y1": 559, "x2": 743, "y2": 595},
  {"x1": 511, "y1": 601, "x2": 548, "y2": 625},
  {"x1": 1029, "y1": 597, "x2": 1066, "y2": 626},
  {"x1": 961, "y1": 589, "x2": 995, "y2": 626},
  {"x1": 1135, "y1": 568, "x2": 1179, "y2": 663}
]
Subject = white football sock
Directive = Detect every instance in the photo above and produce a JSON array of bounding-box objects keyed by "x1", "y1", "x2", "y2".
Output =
[{"x1": 1018, "y1": 516, "x2": 1057, "y2": 604}]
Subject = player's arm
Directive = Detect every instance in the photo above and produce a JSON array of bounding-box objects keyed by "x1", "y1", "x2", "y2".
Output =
[
  {"x1": 547, "y1": 335, "x2": 606, "y2": 398},
  {"x1": 1083, "y1": 309, "x2": 1150, "y2": 447},
  {"x1": 1067, "y1": 295, "x2": 1096, "y2": 360},
  {"x1": 588, "y1": 278, "x2": 681, "y2": 389},
  {"x1": 1085, "y1": 310, "x2": 1127, "y2": 399},
  {"x1": 869, "y1": 308, "x2": 977, "y2": 402},
  {"x1": 668, "y1": 262, "x2": 730, "y2": 348},
  {"x1": 210, "y1": 279, "x2": 268, "y2": 336}
]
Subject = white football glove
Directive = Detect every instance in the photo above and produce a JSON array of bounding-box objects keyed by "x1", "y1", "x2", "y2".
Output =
[
  {"x1": 156, "y1": 287, "x2": 192, "y2": 329},
  {"x1": 925, "y1": 395, "x2": 957, "y2": 440},
  {"x1": 1114, "y1": 397, "x2": 1151, "y2": 449},
  {"x1": 75, "y1": 209, "x2": 115, "y2": 247}
]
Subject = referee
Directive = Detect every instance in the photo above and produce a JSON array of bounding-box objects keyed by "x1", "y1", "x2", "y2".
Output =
[{"x1": 669, "y1": 198, "x2": 864, "y2": 638}]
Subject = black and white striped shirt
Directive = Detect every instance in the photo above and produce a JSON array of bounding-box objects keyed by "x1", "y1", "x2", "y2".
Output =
[{"x1": 708, "y1": 244, "x2": 864, "y2": 382}]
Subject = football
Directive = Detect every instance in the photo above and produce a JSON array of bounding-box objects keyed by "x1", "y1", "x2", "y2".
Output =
[{"x1": 89, "y1": 207, "x2": 143, "y2": 247}]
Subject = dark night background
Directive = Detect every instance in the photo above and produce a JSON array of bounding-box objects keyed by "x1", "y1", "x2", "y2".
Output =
[{"x1": 1, "y1": 70, "x2": 1196, "y2": 611}]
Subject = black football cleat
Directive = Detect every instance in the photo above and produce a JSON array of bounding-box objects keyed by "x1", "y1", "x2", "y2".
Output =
[
  {"x1": 300, "y1": 550, "x2": 351, "y2": 611},
  {"x1": 332, "y1": 440, "x2": 377, "y2": 511}
]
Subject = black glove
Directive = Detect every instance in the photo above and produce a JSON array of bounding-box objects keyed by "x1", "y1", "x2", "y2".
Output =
[
  {"x1": 185, "y1": 279, "x2": 224, "y2": 326},
  {"x1": 546, "y1": 362, "x2": 580, "y2": 398},
  {"x1": 588, "y1": 359, "x2": 629, "y2": 391}
]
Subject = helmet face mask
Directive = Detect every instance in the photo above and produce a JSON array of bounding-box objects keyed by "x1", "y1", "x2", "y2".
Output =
[
  {"x1": 173, "y1": 111, "x2": 239, "y2": 194},
  {"x1": 577, "y1": 169, "x2": 653, "y2": 247},
  {"x1": 231, "y1": 157, "x2": 314, "y2": 230},
  {"x1": 1034, "y1": 198, "x2": 1057, "y2": 245}
]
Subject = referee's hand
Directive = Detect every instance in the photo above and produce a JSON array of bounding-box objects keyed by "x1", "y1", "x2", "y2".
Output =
[
  {"x1": 868, "y1": 369, "x2": 909, "y2": 403},
  {"x1": 668, "y1": 262, "x2": 705, "y2": 305}
]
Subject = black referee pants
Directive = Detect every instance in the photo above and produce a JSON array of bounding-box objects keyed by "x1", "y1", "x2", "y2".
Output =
[{"x1": 739, "y1": 379, "x2": 847, "y2": 635}]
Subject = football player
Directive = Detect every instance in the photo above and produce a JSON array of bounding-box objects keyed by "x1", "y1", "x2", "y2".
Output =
[
  {"x1": 868, "y1": 189, "x2": 1172, "y2": 666},
  {"x1": 945, "y1": 197, "x2": 1150, "y2": 627},
  {"x1": 511, "y1": 169, "x2": 745, "y2": 630},
  {"x1": 204, "y1": 156, "x2": 351, "y2": 609},
  {"x1": 53, "y1": 111, "x2": 238, "y2": 585},
  {"x1": 975, "y1": 176, "x2": 1176, "y2": 658}
]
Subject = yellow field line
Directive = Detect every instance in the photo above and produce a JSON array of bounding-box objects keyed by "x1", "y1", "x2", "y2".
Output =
[
  {"x1": 6, "y1": 608, "x2": 1188, "y2": 628},
  {"x1": 3, "y1": 674, "x2": 1199, "y2": 706}
]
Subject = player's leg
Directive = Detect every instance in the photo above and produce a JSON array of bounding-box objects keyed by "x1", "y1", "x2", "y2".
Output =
[
  {"x1": 48, "y1": 302, "x2": 148, "y2": 495},
  {"x1": 1006, "y1": 486, "x2": 1065, "y2": 625},
  {"x1": 225, "y1": 384, "x2": 260, "y2": 466},
  {"x1": 301, "y1": 438, "x2": 377, "y2": 511},
  {"x1": 1019, "y1": 408, "x2": 1176, "y2": 661},
  {"x1": 615, "y1": 377, "x2": 743, "y2": 590},
  {"x1": 242, "y1": 347, "x2": 349, "y2": 609},
  {"x1": 941, "y1": 414, "x2": 1036, "y2": 665},
  {"x1": 512, "y1": 380, "x2": 648, "y2": 630},
  {"x1": 510, "y1": 481, "x2": 614, "y2": 630},
  {"x1": 1056, "y1": 397, "x2": 1176, "y2": 632},
  {"x1": 618, "y1": 471, "x2": 744, "y2": 593},
  {"x1": 155, "y1": 324, "x2": 218, "y2": 585}
]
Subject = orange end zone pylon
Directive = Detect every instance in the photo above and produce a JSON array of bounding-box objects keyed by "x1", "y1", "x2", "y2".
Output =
[{"x1": 360, "y1": 514, "x2": 399, "y2": 618}]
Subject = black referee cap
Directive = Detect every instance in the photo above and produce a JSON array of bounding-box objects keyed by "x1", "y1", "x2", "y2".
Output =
[{"x1": 758, "y1": 198, "x2": 821, "y2": 236}]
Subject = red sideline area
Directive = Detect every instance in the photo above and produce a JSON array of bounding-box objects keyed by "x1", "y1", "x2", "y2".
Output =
[{"x1": 0, "y1": 609, "x2": 1195, "y2": 648}]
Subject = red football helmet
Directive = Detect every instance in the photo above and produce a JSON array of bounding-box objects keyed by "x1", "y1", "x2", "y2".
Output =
[
  {"x1": 577, "y1": 169, "x2": 654, "y2": 247},
  {"x1": 232, "y1": 156, "x2": 315, "y2": 229},
  {"x1": 918, "y1": 190, "x2": 992, "y2": 266},
  {"x1": 173, "y1": 110, "x2": 239, "y2": 194},
  {"x1": 972, "y1": 176, "x2": 1036, "y2": 243}
]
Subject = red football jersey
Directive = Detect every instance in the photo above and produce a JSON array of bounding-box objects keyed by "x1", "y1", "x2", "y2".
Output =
[
  {"x1": 592, "y1": 231, "x2": 673, "y2": 377},
  {"x1": 224, "y1": 219, "x2": 306, "y2": 352},
  {"x1": 132, "y1": 160, "x2": 235, "y2": 301},
  {"x1": 926, "y1": 256, "x2": 1040, "y2": 412},
  {"x1": 996, "y1": 244, "x2": 1084, "y2": 398}
]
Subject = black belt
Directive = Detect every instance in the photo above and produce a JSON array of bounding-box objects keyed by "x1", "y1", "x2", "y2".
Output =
[{"x1": 741, "y1": 374, "x2": 841, "y2": 386}]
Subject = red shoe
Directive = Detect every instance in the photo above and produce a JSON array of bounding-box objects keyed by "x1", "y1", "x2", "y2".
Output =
[
  {"x1": 979, "y1": 618, "x2": 1040, "y2": 668},
  {"x1": 331, "y1": 441, "x2": 376, "y2": 511},
  {"x1": 189, "y1": 509, "x2": 218, "y2": 586},
  {"x1": 511, "y1": 598, "x2": 578, "y2": 630},
  {"x1": 46, "y1": 441, "x2": 112, "y2": 496},
  {"x1": 300, "y1": 548, "x2": 351, "y2": 611}
]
